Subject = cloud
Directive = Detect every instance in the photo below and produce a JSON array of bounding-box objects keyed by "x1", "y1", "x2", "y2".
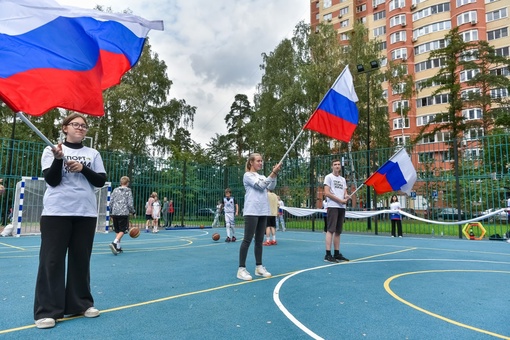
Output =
[{"x1": 58, "y1": 0, "x2": 309, "y2": 147}]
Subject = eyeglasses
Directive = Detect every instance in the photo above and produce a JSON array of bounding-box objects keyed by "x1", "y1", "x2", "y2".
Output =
[{"x1": 67, "y1": 122, "x2": 89, "y2": 130}]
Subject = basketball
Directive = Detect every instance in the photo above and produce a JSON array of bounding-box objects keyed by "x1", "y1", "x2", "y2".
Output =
[
  {"x1": 212, "y1": 233, "x2": 220, "y2": 241},
  {"x1": 200, "y1": 225, "x2": 204, "y2": 229},
  {"x1": 129, "y1": 228, "x2": 140, "y2": 238}
]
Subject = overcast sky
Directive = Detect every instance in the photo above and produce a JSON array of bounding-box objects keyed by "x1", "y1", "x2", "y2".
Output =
[{"x1": 58, "y1": 0, "x2": 310, "y2": 147}]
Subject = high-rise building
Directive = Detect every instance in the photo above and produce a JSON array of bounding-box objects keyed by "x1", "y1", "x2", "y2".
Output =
[{"x1": 310, "y1": 0, "x2": 508, "y2": 159}]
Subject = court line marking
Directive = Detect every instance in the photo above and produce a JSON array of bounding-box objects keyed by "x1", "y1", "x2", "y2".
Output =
[
  {"x1": 272, "y1": 248, "x2": 417, "y2": 340},
  {"x1": 384, "y1": 269, "x2": 510, "y2": 339}
]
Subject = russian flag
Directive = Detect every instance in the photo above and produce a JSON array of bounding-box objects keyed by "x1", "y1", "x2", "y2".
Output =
[
  {"x1": 304, "y1": 66, "x2": 359, "y2": 142},
  {"x1": 0, "y1": 0, "x2": 163, "y2": 116},
  {"x1": 364, "y1": 148, "x2": 417, "y2": 195}
]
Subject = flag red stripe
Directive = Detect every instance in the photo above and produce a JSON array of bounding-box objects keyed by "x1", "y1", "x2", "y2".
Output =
[
  {"x1": 304, "y1": 109, "x2": 357, "y2": 143},
  {"x1": 365, "y1": 172, "x2": 394, "y2": 195}
]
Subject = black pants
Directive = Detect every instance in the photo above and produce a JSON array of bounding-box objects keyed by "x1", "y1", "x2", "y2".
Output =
[
  {"x1": 34, "y1": 216, "x2": 97, "y2": 320},
  {"x1": 391, "y1": 219, "x2": 403, "y2": 237},
  {"x1": 239, "y1": 215, "x2": 267, "y2": 267}
]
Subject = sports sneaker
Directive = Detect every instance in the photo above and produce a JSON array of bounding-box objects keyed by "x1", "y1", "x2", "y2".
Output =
[
  {"x1": 225, "y1": 237, "x2": 231, "y2": 243},
  {"x1": 117, "y1": 248, "x2": 123, "y2": 253},
  {"x1": 255, "y1": 265, "x2": 271, "y2": 278},
  {"x1": 237, "y1": 267, "x2": 252, "y2": 281},
  {"x1": 334, "y1": 253, "x2": 349, "y2": 262},
  {"x1": 324, "y1": 254, "x2": 339, "y2": 263},
  {"x1": 83, "y1": 307, "x2": 100, "y2": 318},
  {"x1": 35, "y1": 318, "x2": 56, "y2": 329},
  {"x1": 270, "y1": 240, "x2": 277, "y2": 245},
  {"x1": 231, "y1": 236, "x2": 236, "y2": 242},
  {"x1": 109, "y1": 242, "x2": 119, "y2": 255},
  {"x1": 263, "y1": 240, "x2": 272, "y2": 246}
]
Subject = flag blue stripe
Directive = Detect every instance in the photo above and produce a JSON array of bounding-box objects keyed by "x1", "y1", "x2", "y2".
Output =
[
  {"x1": 378, "y1": 161, "x2": 408, "y2": 190},
  {"x1": 317, "y1": 89, "x2": 358, "y2": 125},
  {"x1": 0, "y1": 16, "x2": 144, "y2": 78}
]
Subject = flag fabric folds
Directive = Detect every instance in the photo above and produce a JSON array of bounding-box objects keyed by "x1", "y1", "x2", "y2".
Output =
[
  {"x1": 0, "y1": 0, "x2": 164, "y2": 116},
  {"x1": 304, "y1": 66, "x2": 359, "y2": 142},
  {"x1": 364, "y1": 148, "x2": 417, "y2": 195}
]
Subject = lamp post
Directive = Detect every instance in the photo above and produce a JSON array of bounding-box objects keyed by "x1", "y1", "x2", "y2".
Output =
[{"x1": 357, "y1": 61, "x2": 380, "y2": 231}]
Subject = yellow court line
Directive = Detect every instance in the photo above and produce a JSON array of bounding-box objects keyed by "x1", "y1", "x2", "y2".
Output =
[
  {"x1": 384, "y1": 270, "x2": 510, "y2": 340},
  {"x1": 0, "y1": 242, "x2": 26, "y2": 251}
]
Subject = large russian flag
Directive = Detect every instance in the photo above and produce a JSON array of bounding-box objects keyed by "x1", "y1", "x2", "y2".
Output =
[
  {"x1": 365, "y1": 148, "x2": 417, "y2": 195},
  {"x1": 304, "y1": 66, "x2": 359, "y2": 142},
  {"x1": 0, "y1": 0, "x2": 163, "y2": 116}
]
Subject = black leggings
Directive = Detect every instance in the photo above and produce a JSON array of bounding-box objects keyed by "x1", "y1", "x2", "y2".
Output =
[
  {"x1": 239, "y1": 215, "x2": 267, "y2": 268},
  {"x1": 391, "y1": 219, "x2": 403, "y2": 237}
]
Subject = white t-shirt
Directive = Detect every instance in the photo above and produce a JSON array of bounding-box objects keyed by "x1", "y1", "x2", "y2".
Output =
[
  {"x1": 323, "y1": 173, "x2": 347, "y2": 209},
  {"x1": 243, "y1": 172, "x2": 276, "y2": 216},
  {"x1": 41, "y1": 144, "x2": 106, "y2": 217}
]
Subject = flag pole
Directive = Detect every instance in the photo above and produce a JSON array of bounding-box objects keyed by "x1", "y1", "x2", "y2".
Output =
[
  {"x1": 16, "y1": 111, "x2": 56, "y2": 148},
  {"x1": 349, "y1": 183, "x2": 364, "y2": 196},
  {"x1": 278, "y1": 66, "x2": 350, "y2": 165}
]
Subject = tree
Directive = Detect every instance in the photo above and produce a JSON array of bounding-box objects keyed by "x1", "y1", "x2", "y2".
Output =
[
  {"x1": 100, "y1": 41, "x2": 196, "y2": 156},
  {"x1": 225, "y1": 94, "x2": 252, "y2": 160},
  {"x1": 206, "y1": 133, "x2": 238, "y2": 166}
]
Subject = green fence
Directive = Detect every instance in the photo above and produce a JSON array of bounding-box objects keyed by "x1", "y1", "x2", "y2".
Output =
[{"x1": 2, "y1": 134, "x2": 510, "y2": 239}]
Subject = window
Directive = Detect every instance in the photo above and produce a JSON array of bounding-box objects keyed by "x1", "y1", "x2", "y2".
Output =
[
  {"x1": 394, "y1": 135, "x2": 410, "y2": 146},
  {"x1": 390, "y1": 14, "x2": 406, "y2": 27},
  {"x1": 460, "y1": 69, "x2": 480, "y2": 82},
  {"x1": 392, "y1": 100, "x2": 409, "y2": 112},
  {"x1": 358, "y1": 17, "x2": 368, "y2": 23},
  {"x1": 374, "y1": 26, "x2": 387, "y2": 37},
  {"x1": 487, "y1": 27, "x2": 508, "y2": 40},
  {"x1": 389, "y1": 0, "x2": 405, "y2": 11},
  {"x1": 419, "y1": 152, "x2": 435, "y2": 163},
  {"x1": 323, "y1": 0, "x2": 332, "y2": 8},
  {"x1": 440, "y1": 151, "x2": 453, "y2": 162},
  {"x1": 487, "y1": 8, "x2": 508, "y2": 22},
  {"x1": 421, "y1": 135, "x2": 436, "y2": 144},
  {"x1": 456, "y1": 0, "x2": 476, "y2": 6},
  {"x1": 323, "y1": 13, "x2": 333, "y2": 21},
  {"x1": 340, "y1": 7, "x2": 349, "y2": 15},
  {"x1": 465, "y1": 128, "x2": 484, "y2": 140},
  {"x1": 340, "y1": 33, "x2": 350, "y2": 41},
  {"x1": 416, "y1": 94, "x2": 449, "y2": 107},
  {"x1": 357, "y1": 4, "x2": 367, "y2": 12},
  {"x1": 464, "y1": 148, "x2": 482, "y2": 160},
  {"x1": 374, "y1": 10, "x2": 386, "y2": 20},
  {"x1": 456, "y1": 10, "x2": 477, "y2": 25},
  {"x1": 463, "y1": 108, "x2": 482, "y2": 120},
  {"x1": 460, "y1": 49, "x2": 478, "y2": 61},
  {"x1": 378, "y1": 41, "x2": 387, "y2": 50},
  {"x1": 390, "y1": 31, "x2": 407, "y2": 43},
  {"x1": 392, "y1": 82, "x2": 406, "y2": 95},
  {"x1": 374, "y1": 0, "x2": 386, "y2": 6},
  {"x1": 412, "y1": 2, "x2": 450, "y2": 21},
  {"x1": 391, "y1": 47, "x2": 407, "y2": 60},
  {"x1": 393, "y1": 117, "x2": 410, "y2": 129},
  {"x1": 417, "y1": 114, "x2": 438, "y2": 126},
  {"x1": 461, "y1": 88, "x2": 480, "y2": 100},
  {"x1": 415, "y1": 39, "x2": 447, "y2": 55},
  {"x1": 415, "y1": 58, "x2": 446, "y2": 72},
  {"x1": 491, "y1": 88, "x2": 509, "y2": 98},
  {"x1": 340, "y1": 19, "x2": 350, "y2": 27},
  {"x1": 495, "y1": 46, "x2": 510, "y2": 56},
  {"x1": 490, "y1": 66, "x2": 510, "y2": 76},
  {"x1": 460, "y1": 29, "x2": 478, "y2": 42},
  {"x1": 413, "y1": 20, "x2": 451, "y2": 39}
]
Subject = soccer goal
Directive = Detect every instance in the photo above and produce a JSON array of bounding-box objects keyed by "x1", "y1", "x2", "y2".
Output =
[{"x1": 12, "y1": 177, "x2": 111, "y2": 236}]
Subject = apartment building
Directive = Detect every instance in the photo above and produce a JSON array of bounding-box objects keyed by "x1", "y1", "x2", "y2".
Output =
[{"x1": 310, "y1": 0, "x2": 509, "y2": 165}]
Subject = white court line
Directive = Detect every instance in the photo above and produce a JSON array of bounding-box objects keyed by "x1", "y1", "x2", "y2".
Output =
[{"x1": 273, "y1": 257, "x2": 510, "y2": 339}]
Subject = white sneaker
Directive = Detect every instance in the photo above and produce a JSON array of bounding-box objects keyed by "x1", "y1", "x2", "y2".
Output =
[
  {"x1": 84, "y1": 307, "x2": 100, "y2": 318},
  {"x1": 255, "y1": 265, "x2": 272, "y2": 278},
  {"x1": 237, "y1": 267, "x2": 252, "y2": 281},
  {"x1": 35, "y1": 318, "x2": 55, "y2": 329}
]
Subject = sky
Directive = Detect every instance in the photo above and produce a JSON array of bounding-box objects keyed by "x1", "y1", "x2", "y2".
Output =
[{"x1": 58, "y1": 0, "x2": 310, "y2": 147}]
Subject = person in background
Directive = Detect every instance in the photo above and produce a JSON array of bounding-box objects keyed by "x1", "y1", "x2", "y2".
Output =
[
  {"x1": 221, "y1": 188, "x2": 239, "y2": 242},
  {"x1": 237, "y1": 153, "x2": 281, "y2": 281},
  {"x1": 323, "y1": 159, "x2": 350, "y2": 263},
  {"x1": 276, "y1": 196, "x2": 286, "y2": 231},
  {"x1": 109, "y1": 176, "x2": 135, "y2": 255},
  {"x1": 145, "y1": 192, "x2": 156, "y2": 233},
  {"x1": 168, "y1": 199, "x2": 175, "y2": 227},
  {"x1": 264, "y1": 190, "x2": 279, "y2": 246},
  {"x1": 151, "y1": 193, "x2": 161, "y2": 233},
  {"x1": 162, "y1": 197, "x2": 169, "y2": 227},
  {"x1": 34, "y1": 113, "x2": 106, "y2": 329},
  {"x1": 389, "y1": 195, "x2": 403, "y2": 238},
  {"x1": 212, "y1": 200, "x2": 222, "y2": 228}
]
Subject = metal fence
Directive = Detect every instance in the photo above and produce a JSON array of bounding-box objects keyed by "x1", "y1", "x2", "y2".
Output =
[{"x1": 1, "y1": 134, "x2": 510, "y2": 239}]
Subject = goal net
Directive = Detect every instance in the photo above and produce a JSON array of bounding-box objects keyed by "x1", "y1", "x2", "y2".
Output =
[{"x1": 12, "y1": 177, "x2": 111, "y2": 236}]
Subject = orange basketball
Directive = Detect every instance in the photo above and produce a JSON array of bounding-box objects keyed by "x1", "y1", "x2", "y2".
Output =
[
  {"x1": 129, "y1": 228, "x2": 140, "y2": 238},
  {"x1": 200, "y1": 225, "x2": 204, "y2": 229},
  {"x1": 212, "y1": 233, "x2": 220, "y2": 241}
]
